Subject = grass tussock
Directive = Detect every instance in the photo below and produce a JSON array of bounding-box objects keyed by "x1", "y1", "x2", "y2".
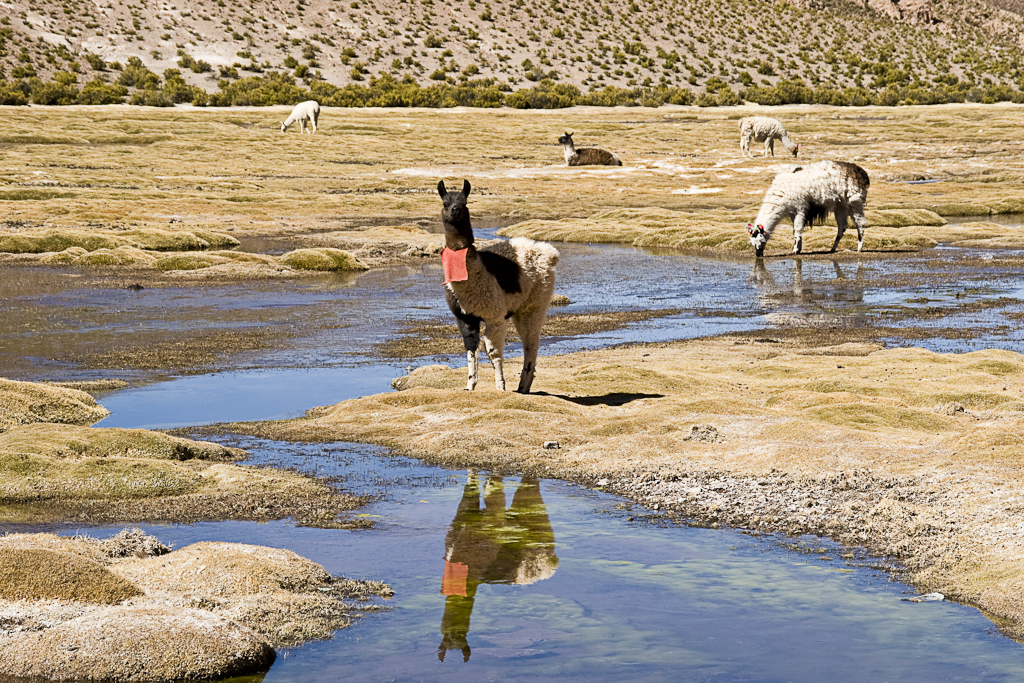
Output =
[
  {"x1": 0, "y1": 228, "x2": 237, "y2": 255},
  {"x1": 280, "y1": 248, "x2": 370, "y2": 272},
  {"x1": 0, "y1": 532, "x2": 391, "y2": 680},
  {"x1": 0, "y1": 378, "x2": 109, "y2": 432},
  {"x1": 0, "y1": 548, "x2": 143, "y2": 603}
]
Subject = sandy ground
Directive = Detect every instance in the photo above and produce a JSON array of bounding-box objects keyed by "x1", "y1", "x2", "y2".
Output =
[{"x1": 232, "y1": 335, "x2": 1024, "y2": 640}]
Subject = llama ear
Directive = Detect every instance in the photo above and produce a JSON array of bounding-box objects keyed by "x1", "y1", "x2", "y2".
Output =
[
  {"x1": 462, "y1": 179, "x2": 471, "y2": 196},
  {"x1": 437, "y1": 180, "x2": 447, "y2": 198}
]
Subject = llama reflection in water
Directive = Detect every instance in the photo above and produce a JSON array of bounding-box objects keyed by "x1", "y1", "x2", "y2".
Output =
[{"x1": 438, "y1": 473, "x2": 558, "y2": 662}]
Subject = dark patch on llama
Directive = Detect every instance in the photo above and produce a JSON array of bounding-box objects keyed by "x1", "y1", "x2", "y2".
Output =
[
  {"x1": 445, "y1": 287, "x2": 482, "y2": 352},
  {"x1": 836, "y1": 161, "x2": 871, "y2": 190},
  {"x1": 478, "y1": 241, "x2": 523, "y2": 295},
  {"x1": 806, "y1": 202, "x2": 830, "y2": 227}
]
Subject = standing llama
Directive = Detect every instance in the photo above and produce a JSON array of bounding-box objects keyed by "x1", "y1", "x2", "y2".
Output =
[
  {"x1": 281, "y1": 100, "x2": 320, "y2": 134},
  {"x1": 747, "y1": 161, "x2": 870, "y2": 256},
  {"x1": 739, "y1": 116, "x2": 799, "y2": 157},
  {"x1": 438, "y1": 179, "x2": 559, "y2": 393},
  {"x1": 558, "y1": 132, "x2": 622, "y2": 166}
]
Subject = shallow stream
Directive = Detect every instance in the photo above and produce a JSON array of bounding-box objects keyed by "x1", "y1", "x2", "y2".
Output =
[{"x1": 3, "y1": 235, "x2": 1024, "y2": 679}]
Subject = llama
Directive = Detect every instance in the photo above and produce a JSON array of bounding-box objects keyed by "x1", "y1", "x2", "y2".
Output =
[
  {"x1": 739, "y1": 116, "x2": 799, "y2": 157},
  {"x1": 438, "y1": 179, "x2": 559, "y2": 393},
  {"x1": 557, "y1": 132, "x2": 622, "y2": 166},
  {"x1": 747, "y1": 160, "x2": 870, "y2": 257},
  {"x1": 280, "y1": 100, "x2": 320, "y2": 134}
]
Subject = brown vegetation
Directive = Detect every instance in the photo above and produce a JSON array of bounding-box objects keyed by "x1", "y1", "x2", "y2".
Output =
[{"x1": 0, "y1": 530, "x2": 391, "y2": 681}]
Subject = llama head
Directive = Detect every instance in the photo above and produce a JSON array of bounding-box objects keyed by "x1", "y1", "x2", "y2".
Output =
[
  {"x1": 747, "y1": 223, "x2": 768, "y2": 257},
  {"x1": 438, "y1": 179, "x2": 474, "y2": 248},
  {"x1": 791, "y1": 143, "x2": 800, "y2": 158},
  {"x1": 280, "y1": 121, "x2": 288, "y2": 133},
  {"x1": 557, "y1": 132, "x2": 574, "y2": 146}
]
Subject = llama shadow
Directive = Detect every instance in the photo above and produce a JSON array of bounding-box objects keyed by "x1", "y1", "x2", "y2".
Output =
[
  {"x1": 438, "y1": 474, "x2": 558, "y2": 663},
  {"x1": 533, "y1": 391, "x2": 664, "y2": 406}
]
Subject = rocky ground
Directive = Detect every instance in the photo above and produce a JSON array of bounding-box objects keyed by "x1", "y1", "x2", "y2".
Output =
[{"x1": 0, "y1": 0, "x2": 1022, "y2": 95}]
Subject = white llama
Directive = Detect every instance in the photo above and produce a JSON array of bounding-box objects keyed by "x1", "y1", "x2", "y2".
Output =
[
  {"x1": 747, "y1": 161, "x2": 870, "y2": 256},
  {"x1": 739, "y1": 116, "x2": 799, "y2": 157},
  {"x1": 281, "y1": 101, "x2": 320, "y2": 134},
  {"x1": 438, "y1": 179, "x2": 559, "y2": 393}
]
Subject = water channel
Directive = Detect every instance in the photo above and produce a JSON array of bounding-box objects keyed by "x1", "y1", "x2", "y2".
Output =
[{"x1": 3, "y1": 231, "x2": 1024, "y2": 680}]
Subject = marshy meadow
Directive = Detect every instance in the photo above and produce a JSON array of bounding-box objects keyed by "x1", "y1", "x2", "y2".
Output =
[{"x1": 2, "y1": 102, "x2": 1024, "y2": 681}]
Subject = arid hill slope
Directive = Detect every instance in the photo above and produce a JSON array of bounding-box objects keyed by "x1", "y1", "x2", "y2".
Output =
[{"x1": 0, "y1": 0, "x2": 1022, "y2": 95}]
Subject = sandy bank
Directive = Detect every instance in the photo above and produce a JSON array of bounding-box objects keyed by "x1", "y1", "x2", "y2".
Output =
[{"x1": 233, "y1": 336, "x2": 1024, "y2": 639}]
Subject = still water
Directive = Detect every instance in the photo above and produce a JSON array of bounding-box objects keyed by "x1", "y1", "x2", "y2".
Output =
[{"x1": 72, "y1": 438, "x2": 1024, "y2": 682}]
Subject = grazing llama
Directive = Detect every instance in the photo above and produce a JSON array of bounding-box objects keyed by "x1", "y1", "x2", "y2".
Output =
[
  {"x1": 747, "y1": 161, "x2": 870, "y2": 256},
  {"x1": 438, "y1": 180, "x2": 559, "y2": 393},
  {"x1": 739, "y1": 116, "x2": 799, "y2": 157},
  {"x1": 281, "y1": 100, "x2": 320, "y2": 134},
  {"x1": 558, "y1": 132, "x2": 622, "y2": 166}
]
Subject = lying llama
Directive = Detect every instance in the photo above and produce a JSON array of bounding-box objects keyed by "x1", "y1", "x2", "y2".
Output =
[
  {"x1": 281, "y1": 100, "x2": 320, "y2": 134},
  {"x1": 739, "y1": 116, "x2": 799, "y2": 157},
  {"x1": 747, "y1": 160, "x2": 870, "y2": 256},
  {"x1": 558, "y1": 132, "x2": 622, "y2": 167},
  {"x1": 439, "y1": 179, "x2": 559, "y2": 393}
]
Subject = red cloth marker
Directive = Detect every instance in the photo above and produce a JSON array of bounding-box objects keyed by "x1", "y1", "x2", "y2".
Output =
[{"x1": 441, "y1": 247, "x2": 469, "y2": 284}]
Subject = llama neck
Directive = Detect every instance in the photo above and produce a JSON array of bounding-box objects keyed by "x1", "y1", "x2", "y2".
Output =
[
  {"x1": 753, "y1": 202, "x2": 788, "y2": 238},
  {"x1": 561, "y1": 141, "x2": 576, "y2": 164},
  {"x1": 780, "y1": 133, "x2": 797, "y2": 152},
  {"x1": 444, "y1": 220, "x2": 475, "y2": 250}
]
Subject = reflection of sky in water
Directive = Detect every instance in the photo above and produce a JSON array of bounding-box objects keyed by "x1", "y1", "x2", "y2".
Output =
[{"x1": 54, "y1": 439, "x2": 1024, "y2": 683}]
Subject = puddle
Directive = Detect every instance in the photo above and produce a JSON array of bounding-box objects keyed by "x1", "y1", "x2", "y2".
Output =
[{"x1": 39, "y1": 438, "x2": 1024, "y2": 682}]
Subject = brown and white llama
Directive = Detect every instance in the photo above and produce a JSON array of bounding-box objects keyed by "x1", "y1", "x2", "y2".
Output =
[
  {"x1": 558, "y1": 132, "x2": 622, "y2": 166},
  {"x1": 739, "y1": 116, "x2": 799, "y2": 157},
  {"x1": 438, "y1": 180, "x2": 559, "y2": 393},
  {"x1": 747, "y1": 161, "x2": 870, "y2": 256}
]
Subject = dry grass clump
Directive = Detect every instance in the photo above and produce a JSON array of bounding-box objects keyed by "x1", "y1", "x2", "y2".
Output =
[
  {"x1": 0, "y1": 228, "x2": 238, "y2": 256},
  {"x1": 0, "y1": 606, "x2": 275, "y2": 682},
  {"x1": 0, "y1": 423, "x2": 244, "y2": 461},
  {"x1": 0, "y1": 230, "x2": 136, "y2": 254},
  {"x1": 154, "y1": 253, "x2": 236, "y2": 271},
  {"x1": 79, "y1": 246, "x2": 159, "y2": 266},
  {"x1": 0, "y1": 532, "x2": 391, "y2": 679},
  {"x1": 237, "y1": 337, "x2": 1024, "y2": 638},
  {"x1": 280, "y1": 248, "x2": 370, "y2": 272},
  {"x1": 0, "y1": 548, "x2": 143, "y2": 604},
  {"x1": 0, "y1": 378, "x2": 109, "y2": 433},
  {"x1": 112, "y1": 541, "x2": 393, "y2": 645}
]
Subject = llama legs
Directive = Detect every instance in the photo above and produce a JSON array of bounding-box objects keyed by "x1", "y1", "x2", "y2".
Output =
[
  {"x1": 792, "y1": 212, "x2": 807, "y2": 254},
  {"x1": 445, "y1": 288, "x2": 483, "y2": 390},
  {"x1": 482, "y1": 319, "x2": 508, "y2": 391},
  {"x1": 831, "y1": 207, "x2": 849, "y2": 253},
  {"x1": 852, "y1": 206, "x2": 867, "y2": 252},
  {"x1": 513, "y1": 308, "x2": 546, "y2": 394}
]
